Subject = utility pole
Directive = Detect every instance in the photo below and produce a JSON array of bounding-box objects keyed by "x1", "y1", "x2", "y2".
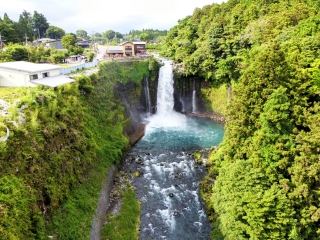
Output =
[{"x1": 92, "y1": 31, "x2": 95, "y2": 51}]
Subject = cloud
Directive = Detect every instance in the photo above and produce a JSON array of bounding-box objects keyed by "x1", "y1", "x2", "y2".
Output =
[{"x1": 1, "y1": 0, "x2": 225, "y2": 34}]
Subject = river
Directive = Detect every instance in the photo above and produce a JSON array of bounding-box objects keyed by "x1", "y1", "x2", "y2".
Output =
[{"x1": 123, "y1": 60, "x2": 224, "y2": 239}]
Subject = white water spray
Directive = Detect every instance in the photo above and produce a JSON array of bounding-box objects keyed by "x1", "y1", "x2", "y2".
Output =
[
  {"x1": 156, "y1": 60, "x2": 175, "y2": 116},
  {"x1": 147, "y1": 60, "x2": 186, "y2": 129},
  {"x1": 144, "y1": 77, "x2": 151, "y2": 115}
]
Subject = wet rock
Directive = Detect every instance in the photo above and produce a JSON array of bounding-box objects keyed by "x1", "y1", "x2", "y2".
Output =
[{"x1": 169, "y1": 192, "x2": 174, "y2": 197}]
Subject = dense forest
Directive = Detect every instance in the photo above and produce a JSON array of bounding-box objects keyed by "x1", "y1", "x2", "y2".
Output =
[
  {"x1": 124, "y1": 29, "x2": 168, "y2": 43},
  {"x1": 161, "y1": 0, "x2": 320, "y2": 239}
]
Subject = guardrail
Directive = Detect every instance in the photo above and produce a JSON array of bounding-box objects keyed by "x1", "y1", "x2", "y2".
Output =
[{"x1": 60, "y1": 61, "x2": 99, "y2": 75}]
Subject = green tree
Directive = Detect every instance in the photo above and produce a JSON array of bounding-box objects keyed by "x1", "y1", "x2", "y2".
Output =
[
  {"x1": 0, "y1": 21, "x2": 19, "y2": 44},
  {"x1": 61, "y1": 34, "x2": 83, "y2": 55},
  {"x1": 61, "y1": 34, "x2": 76, "y2": 49},
  {"x1": 32, "y1": 11, "x2": 49, "y2": 38},
  {"x1": 4, "y1": 43, "x2": 29, "y2": 61},
  {"x1": 139, "y1": 33, "x2": 150, "y2": 42},
  {"x1": 45, "y1": 26, "x2": 65, "y2": 39},
  {"x1": 15, "y1": 10, "x2": 34, "y2": 42},
  {"x1": 76, "y1": 29, "x2": 88, "y2": 39},
  {"x1": 103, "y1": 30, "x2": 115, "y2": 41},
  {"x1": 2, "y1": 13, "x2": 13, "y2": 24}
]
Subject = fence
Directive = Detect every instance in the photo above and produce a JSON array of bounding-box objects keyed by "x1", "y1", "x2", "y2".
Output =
[{"x1": 60, "y1": 61, "x2": 99, "y2": 75}]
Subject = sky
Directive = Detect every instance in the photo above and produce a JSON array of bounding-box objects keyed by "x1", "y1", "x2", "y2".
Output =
[{"x1": 0, "y1": 0, "x2": 225, "y2": 35}]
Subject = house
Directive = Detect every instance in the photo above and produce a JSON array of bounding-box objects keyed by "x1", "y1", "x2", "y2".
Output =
[
  {"x1": 105, "y1": 41, "x2": 146, "y2": 57},
  {"x1": 105, "y1": 46, "x2": 124, "y2": 57},
  {"x1": 33, "y1": 38, "x2": 65, "y2": 50},
  {"x1": 0, "y1": 61, "x2": 74, "y2": 88},
  {"x1": 119, "y1": 41, "x2": 135, "y2": 56},
  {"x1": 132, "y1": 41, "x2": 146, "y2": 55},
  {"x1": 78, "y1": 40, "x2": 92, "y2": 48}
]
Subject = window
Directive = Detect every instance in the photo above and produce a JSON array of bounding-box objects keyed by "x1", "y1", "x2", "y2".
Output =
[
  {"x1": 125, "y1": 46, "x2": 132, "y2": 50},
  {"x1": 42, "y1": 72, "x2": 50, "y2": 78},
  {"x1": 29, "y1": 74, "x2": 38, "y2": 80},
  {"x1": 137, "y1": 45, "x2": 144, "y2": 49}
]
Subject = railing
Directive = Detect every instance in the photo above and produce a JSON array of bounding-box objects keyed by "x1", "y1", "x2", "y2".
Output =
[{"x1": 59, "y1": 61, "x2": 99, "y2": 75}]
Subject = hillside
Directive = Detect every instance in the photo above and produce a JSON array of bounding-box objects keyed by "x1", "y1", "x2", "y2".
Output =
[
  {"x1": 0, "y1": 58, "x2": 160, "y2": 239},
  {"x1": 162, "y1": 0, "x2": 320, "y2": 239}
]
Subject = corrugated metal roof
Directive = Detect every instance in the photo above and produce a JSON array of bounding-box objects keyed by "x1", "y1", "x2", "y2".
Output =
[
  {"x1": 0, "y1": 61, "x2": 61, "y2": 73},
  {"x1": 31, "y1": 75, "x2": 75, "y2": 88}
]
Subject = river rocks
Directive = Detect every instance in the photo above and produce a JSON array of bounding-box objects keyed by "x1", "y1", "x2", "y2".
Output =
[
  {"x1": 136, "y1": 157, "x2": 143, "y2": 164},
  {"x1": 169, "y1": 192, "x2": 174, "y2": 197}
]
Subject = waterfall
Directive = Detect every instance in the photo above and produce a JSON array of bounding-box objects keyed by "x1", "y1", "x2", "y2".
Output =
[
  {"x1": 122, "y1": 58, "x2": 225, "y2": 240},
  {"x1": 148, "y1": 60, "x2": 186, "y2": 128},
  {"x1": 144, "y1": 76, "x2": 151, "y2": 115},
  {"x1": 192, "y1": 79, "x2": 197, "y2": 113},
  {"x1": 156, "y1": 60, "x2": 174, "y2": 116}
]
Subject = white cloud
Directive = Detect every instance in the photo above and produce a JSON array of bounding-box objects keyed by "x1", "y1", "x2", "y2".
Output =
[{"x1": 1, "y1": 0, "x2": 225, "y2": 34}]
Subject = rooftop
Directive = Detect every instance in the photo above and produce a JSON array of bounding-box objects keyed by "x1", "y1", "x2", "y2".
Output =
[
  {"x1": 133, "y1": 41, "x2": 146, "y2": 45},
  {"x1": 31, "y1": 75, "x2": 75, "y2": 88},
  {"x1": 0, "y1": 61, "x2": 61, "y2": 73}
]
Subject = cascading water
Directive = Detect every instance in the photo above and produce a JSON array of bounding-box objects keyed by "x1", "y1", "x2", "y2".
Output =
[
  {"x1": 156, "y1": 60, "x2": 175, "y2": 116},
  {"x1": 122, "y1": 60, "x2": 224, "y2": 239},
  {"x1": 144, "y1": 76, "x2": 152, "y2": 115},
  {"x1": 192, "y1": 79, "x2": 197, "y2": 113}
]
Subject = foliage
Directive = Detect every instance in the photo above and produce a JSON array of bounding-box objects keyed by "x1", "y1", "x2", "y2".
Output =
[
  {"x1": 0, "y1": 11, "x2": 65, "y2": 43},
  {"x1": 45, "y1": 26, "x2": 65, "y2": 39},
  {"x1": 201, "y1": 83, "x2": 229, "y2": 116},
  {"x1": 146, "y1": 43, "x2": 162, "y2": 52},
  {"x1": 0, "y1": 57, "x2": 159, "y2": 238},
  {"x1": 139, "y1": 33, "x2": 150, "y2": 42},
  {"x1": 0, "y1": 175, "x2": 36, "y2": 239},
  {"x1": 124, "y1": 29, "x2": 167, "y2": 42},
  {"x1": 62, "y1": 34, "x2": 84, "y2": 55},
  {"x1": 101, "y1": 185, "x2": 140, "y2": 240},
  {"x1": 87, "y1": 52, "x2": 94, "y2": 62},
  {"x1": 3, "y1": 43, "x2": 29, "y2": 61},
  {"x1": 32, "y1": 11, "x2": 49, "y2": 38},
  {"x1": 76, "y1": 30, "x2": 88, "y2": 39},
  {"x1": 0, "y1": 21, "x2": 20, "y2": 43},
  {"x1": 160, "y1": 0, "x2": 320, "y2": 239}
]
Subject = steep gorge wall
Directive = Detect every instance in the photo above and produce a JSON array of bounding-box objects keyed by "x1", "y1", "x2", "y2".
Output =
[{"x1": 0, "y1": 58, "x2": 160, "y2": 239}]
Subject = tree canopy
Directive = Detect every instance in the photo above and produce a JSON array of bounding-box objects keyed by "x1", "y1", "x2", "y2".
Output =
[{"x1": 162, "y1": 0, "x2": 320, "y2": 239}]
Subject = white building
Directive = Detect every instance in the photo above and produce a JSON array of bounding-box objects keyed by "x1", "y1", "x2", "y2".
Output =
[{"x1": 0, "y1": 61, "x2": 75, "y2": 88}]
